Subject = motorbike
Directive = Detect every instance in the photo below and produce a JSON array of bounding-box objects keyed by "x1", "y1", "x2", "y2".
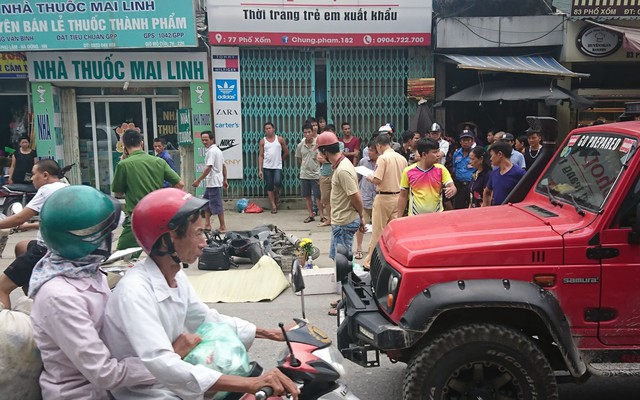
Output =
[
  {"x1": 228, "y1": 258, "x2": 358, "y2": 400},
  {"x1": 102, "y1": 242, "x2": 356, "y2": 399},
  {"x1": 0, "y1": 163, "x2": 75, "y2": 217},
  {"x1": 0, "y1": 182, "x2": 37, "y2": 216}
]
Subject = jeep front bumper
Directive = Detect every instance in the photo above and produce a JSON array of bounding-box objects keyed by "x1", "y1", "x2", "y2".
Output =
[{"x1": 337, "y1": 274, "x2": 423, "y2": 367}]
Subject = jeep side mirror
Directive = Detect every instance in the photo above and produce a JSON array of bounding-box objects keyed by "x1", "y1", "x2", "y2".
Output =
[
  {"x1": 335, "y1": 253, "x2": 352, "y2": 283},
  {"x1": 629, "y1": 204, "x2": 640, "y2": 245}
]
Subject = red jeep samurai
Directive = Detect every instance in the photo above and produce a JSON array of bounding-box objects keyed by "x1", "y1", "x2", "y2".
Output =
[{"x1": 336, "y1": 118, "x2": 640, "y2": 399}]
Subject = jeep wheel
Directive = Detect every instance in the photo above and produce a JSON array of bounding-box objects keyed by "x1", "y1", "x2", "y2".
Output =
[{"x1": 403, "y1": 323, "x2": 558, "y2": 400}]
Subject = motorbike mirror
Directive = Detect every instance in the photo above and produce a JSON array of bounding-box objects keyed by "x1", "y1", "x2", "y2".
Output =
[
  {"x1": 290, "y1": 258, "x2": 306, "y2": 293},
  {"x1": 335, "y1": 253, "x2": 352, "y2": 283},
  {"x1": 335, "y1": 244, "x2": 353, "y2": 262},
  {"x1": 10, "y1": 202, "x2": 23, "y2": 215}
]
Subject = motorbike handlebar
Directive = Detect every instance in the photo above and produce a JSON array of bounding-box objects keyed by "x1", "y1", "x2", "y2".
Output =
[{"x1": 255, "y1": 386, "x2": 274, "y2": 400}]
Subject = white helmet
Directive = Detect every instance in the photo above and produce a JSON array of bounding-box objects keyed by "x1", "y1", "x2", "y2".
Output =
[{"x1": 430, "y1": 123, "x2": 441, "y2": 132}]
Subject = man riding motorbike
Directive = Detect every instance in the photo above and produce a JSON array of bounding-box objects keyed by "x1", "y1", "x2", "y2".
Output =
[
  {"x1": 29, "y1": 185, "x2": 157, "y2": 399},
  {"x1": 0, "y1": 159, "x2": 67, "y2": 309},
  {"x1": 102, "y1": 188, "x2": 299, "y2": 399}
]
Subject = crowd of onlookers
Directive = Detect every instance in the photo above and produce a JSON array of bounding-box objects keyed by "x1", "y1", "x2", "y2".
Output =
[{"x1": 255, "y1": 118, "x2": 546, "y2": 269}]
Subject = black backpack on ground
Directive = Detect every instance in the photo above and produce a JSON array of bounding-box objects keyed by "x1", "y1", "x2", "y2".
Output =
[{"x1": 198, "y1": 234, "x2": 231, "y2": 271}]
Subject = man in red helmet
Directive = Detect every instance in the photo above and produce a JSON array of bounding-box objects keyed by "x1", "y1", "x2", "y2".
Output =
[
  {"x1": 102, "y1": 188, "x2": 299, "y2": 399},
  {"x1": 315, "y1": 131, "x2": 365, "y2": 261}
]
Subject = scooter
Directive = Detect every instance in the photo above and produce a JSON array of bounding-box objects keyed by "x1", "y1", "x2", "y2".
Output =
[
  {"x1": 230, "y1": 259, "x2": 359, "y2": 400},
  {"x1": 0, "y1": 163, "x2": 75, "y2": 217},
  {"x1": 0, "y1": 182, "x2": 36, "y2": 216}
]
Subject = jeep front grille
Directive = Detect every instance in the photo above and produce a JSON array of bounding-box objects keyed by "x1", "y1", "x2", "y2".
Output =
[{"x1": 370, "y1": 245, "x2": 384, "y2": 288}]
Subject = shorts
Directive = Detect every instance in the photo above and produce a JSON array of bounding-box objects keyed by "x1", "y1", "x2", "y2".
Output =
[
  {"x1": 3, "y1": 240, "x2": 48, "y2": 287},
  {"x1": 319, "y1": 175, "x2": 332, "y2": 208},
  {"x1": 263, "y1": 168, "x2": 283, "y2": 192},
  {"x1": 363, "y1": 208, "x2": 372, "y2": 224},
  {"x1": 203, "y1": 187, "x2": 224, "y2": 215},
  {"x1": 329, "y1": 218, "x2": 360, "y2": 260},
  {"x1": 301, "y1": 179, "x2": 320, "y2": 199}
]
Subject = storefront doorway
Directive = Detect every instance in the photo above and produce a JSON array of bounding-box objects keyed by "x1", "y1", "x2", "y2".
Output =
[
  {"x1": 77, "y1": 96, "x2": 180, "y2": 194},
  {"x1": 77, "y1": 98, "x2": 146, "y2": 193}
]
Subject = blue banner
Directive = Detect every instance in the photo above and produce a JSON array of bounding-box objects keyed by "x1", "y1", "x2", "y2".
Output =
[{"x1": 0, "y1": 0, "x2": 196, "y2": 51}]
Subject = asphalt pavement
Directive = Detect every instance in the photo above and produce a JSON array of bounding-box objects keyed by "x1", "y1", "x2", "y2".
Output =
[{"x1": 4, "y1": 206, "x2": 640, "y2": 399}]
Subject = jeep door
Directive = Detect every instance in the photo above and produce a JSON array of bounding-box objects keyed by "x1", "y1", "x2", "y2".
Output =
[{"x1": 598, "y1": 161, "x2": 640, "y2": 345}]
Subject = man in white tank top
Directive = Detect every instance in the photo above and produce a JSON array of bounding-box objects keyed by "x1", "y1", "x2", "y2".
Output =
[{"x1": 258, "y1": 122, "x2": 289, "y2": 213}]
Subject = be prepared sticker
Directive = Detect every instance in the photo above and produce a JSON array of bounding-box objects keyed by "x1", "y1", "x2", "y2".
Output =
[{"x1": 576, "y1": 135, "x2": 622, "y2": 151}]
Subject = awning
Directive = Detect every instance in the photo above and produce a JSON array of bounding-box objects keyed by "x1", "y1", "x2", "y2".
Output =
[
  {"x1": 443, "y1": 54, "x2": 590, "y2": 79},
  {"x1": 437, "y1": 79, "x2": 595, "y2": 110},
  {"x1": 586, "y1": 20, "x2": 640, "y2": 52}
]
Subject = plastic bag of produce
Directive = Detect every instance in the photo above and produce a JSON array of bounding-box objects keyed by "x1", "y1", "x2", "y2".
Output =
[{"x1": 183, "y1": 322, "x2": 250, "y2": 400}]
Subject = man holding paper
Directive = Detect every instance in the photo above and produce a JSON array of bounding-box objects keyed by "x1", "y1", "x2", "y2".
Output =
[{"x1": 354, "y1": 141, "x2": 378, "y2": 260}]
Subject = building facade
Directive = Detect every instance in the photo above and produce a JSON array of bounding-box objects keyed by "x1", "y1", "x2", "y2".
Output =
[
  {"x1": 208, "y1": 0, "x2": 434, "y2": 198},
  {"x1": 1, "y1": 0, "x2": 208, "y2": 194}
]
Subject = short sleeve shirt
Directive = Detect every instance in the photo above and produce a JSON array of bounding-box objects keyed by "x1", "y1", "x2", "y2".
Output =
[
  {"x1": 111, "y1": 150, "x2": 181, "y2": 214},
  {"x1": 295, "y1": 140, "x2": 320, "y2": 180},
  {"x1": 453, "y1": 148, "x2": 476, "y2": 182},
  {"x1": 470, "y1": 169, "x2": 490, "y2": 208},
  {"x1": 511, "y1": 151, "x2": 526, "y2": 170},
  {"x1": 340, "y1": 136, "x2": 360, "y2": 164},
  {"x1": 330, "y1": 158, "x2": 360, "y2": 225},
  {"x1": 487, "y1": 165, "x2": 526, "y2": 205},
  {"x1": 358, "y1": 158, "x2": 377, "y2": 209},
  {"x1": 26, "y1": 181, "x2": 68, "y2": 242},
  {"x1": 204, "y1": 144, "x2": 224, "y2": 188},
  {"x1": 373, "y1": 148, "x2": 408, "y2": 193},
  {"x1": 438, "y1": 139, "x2": 450, "y2": 165},
  {"x1": 400, "y1": 164, "x2": 453, "y2": 215}
]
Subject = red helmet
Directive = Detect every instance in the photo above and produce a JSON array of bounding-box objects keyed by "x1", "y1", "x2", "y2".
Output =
[
  {"x1": 131, "y1": 188, "x2": 208, "y2": 254},
  {"x1": 314, "y1": 131, "x2": 339, "y2": 150}
]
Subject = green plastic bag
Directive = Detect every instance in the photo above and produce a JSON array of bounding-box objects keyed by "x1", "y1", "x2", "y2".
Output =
[{"x1": 183, "y1": 322, "x2": 251, "y2": 399}]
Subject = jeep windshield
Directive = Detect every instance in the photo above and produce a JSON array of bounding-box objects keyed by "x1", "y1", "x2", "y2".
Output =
[{"x1": 536, "y1": 132, "x2": 638, "y2": 213}]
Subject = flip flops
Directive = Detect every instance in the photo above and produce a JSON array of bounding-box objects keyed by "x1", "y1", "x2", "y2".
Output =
[
  {"x1": 355, "y1": 251, "x2": 363, "y2": 259},
  {"x1": 271, "y1": 208, "x2": 277, "y2": 214},
  {"x1": 304, "y1": 216, "x2": 315, "y2": 223}
]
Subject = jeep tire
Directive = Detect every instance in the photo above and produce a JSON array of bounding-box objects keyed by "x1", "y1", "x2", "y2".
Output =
[{"x1": 403, "y1": 323, "x2": 558, "y2": 400}]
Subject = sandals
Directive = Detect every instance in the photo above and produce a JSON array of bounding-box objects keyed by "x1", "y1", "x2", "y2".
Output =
[
  {"x1": 304, "y1": 216, "x2": 315, "y2": 223},
  {"x1": 355, "y1": 251, "x2": 363, "y2": 260},
  {"x1": 319, "y1": 217, "x2": 327, "y2": 223},
  {"x1": 329, "y1": 299, "x2": 341, "y2": 308},
  {"x1": 270, "y1": 208, "x2": 277, "y2": 214},
  {"x1": 328, "y1": 308, "x2": 338, "y2": 316},
  {"x1": 317, "y1": 219, "x2": 330, "y2": 227}
]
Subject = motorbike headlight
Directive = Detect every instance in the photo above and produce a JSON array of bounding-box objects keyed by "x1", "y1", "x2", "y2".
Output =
[{"x1": 311, "y1": 346, "x2": 347, "y2": 378}]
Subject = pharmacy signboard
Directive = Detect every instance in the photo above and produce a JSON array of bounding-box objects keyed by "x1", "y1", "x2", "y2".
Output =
[{"x1": 0, "y1": 0, "x2": 196, "y2": 51}]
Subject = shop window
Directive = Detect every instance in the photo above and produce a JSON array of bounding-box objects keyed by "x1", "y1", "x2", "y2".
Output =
[
  {"x1": 0, "y1": 80, "x2": 28, "y2": 94},
  {"x1": 155, "y1": 87, "x2": 179, "y2": 95},
  {"x1": 577, "y1": 100, "x2": 628, "y2": 127},
  {"x1": 75, "y1": 87, "x2": 102, "y2": 96}
]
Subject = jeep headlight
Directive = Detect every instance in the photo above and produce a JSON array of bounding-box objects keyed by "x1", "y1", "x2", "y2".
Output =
[
  {"x1": 379, "y1": 269, "x2": 401, "y2": 312},
  {"x1": 388, "y1": 276, "x2": 399, "y2": 293}
]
